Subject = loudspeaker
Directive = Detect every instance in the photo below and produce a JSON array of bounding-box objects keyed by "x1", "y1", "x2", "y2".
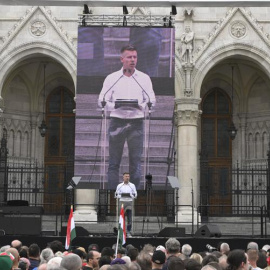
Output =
[
  {"x1": 195, "y1": 224, "x2": 221, "y2": 238},
  {"x1": 0, "y1": 217, "x2": 41, "y2": 235},
  {"x1": 158, "y1": 227, "x2": 186, "y2": 237},
  {"x1": 61, "y1": 226, "x2": 89, "y2": 237}
]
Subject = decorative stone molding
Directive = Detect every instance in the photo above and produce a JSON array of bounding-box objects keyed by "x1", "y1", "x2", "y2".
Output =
[
  {"x1": 230, "y1": 20, "x2": 247, "y2": 39},
  {"x1": 0, "y1": 6, "x2": 76, "y2": 56},
  {"x1": 194, "y1": 7, "x2": 270, "y2": 63},
  {"x1": 176, "y1": 109, "x2": 201, "y2": 126},
  {"x1": 30, "y1": 20, "x2": 46, "y2": 37}
]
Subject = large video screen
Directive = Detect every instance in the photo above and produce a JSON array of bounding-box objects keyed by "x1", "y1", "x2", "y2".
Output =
[{"x1": 75, "y1": 27, "x2": 175, "y2": 190}]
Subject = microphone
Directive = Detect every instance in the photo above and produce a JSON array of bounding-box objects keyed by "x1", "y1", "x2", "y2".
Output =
[
  {"x1": 101, "y1": 74, "x2": 124, "y2": 115},
  {"x1": 131, "y1": 75, "x2": 152, "y2": 113}
]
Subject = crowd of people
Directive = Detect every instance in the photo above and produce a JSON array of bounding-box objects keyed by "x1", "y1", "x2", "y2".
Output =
[{"x1": 0, "y1": 238, "x2": 270, "y2": 270}]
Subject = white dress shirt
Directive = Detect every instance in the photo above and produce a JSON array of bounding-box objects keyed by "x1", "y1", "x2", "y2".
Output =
[
  {"x1": 98, "y1": 68, "x2": 156, "y2": 119},
  {"x1": 115, "y1": 182, "x2": 137, "y2": 202}
]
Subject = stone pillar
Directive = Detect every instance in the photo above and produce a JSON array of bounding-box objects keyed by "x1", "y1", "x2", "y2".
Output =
[
  {"x1": 73, "y1": 189, "x2": 97, "y2": 222},
  {"x1": 175, "y1": 98, "x2": 201, "y2": 224}
]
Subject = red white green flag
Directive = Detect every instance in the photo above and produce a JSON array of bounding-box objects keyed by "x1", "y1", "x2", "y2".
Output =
[
  {"x1": 118, "y1": 204, "x2": 126, "y2": 246},
  {"x1": 65, "y1": 206, "x2": 76, "y2": 250}
]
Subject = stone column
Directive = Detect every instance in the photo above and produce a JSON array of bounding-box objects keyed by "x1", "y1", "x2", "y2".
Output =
[
  {"x1": 175, "y1": 98, "x2": 201, "y2": 224},
  {"x1": 73, "y1": 189, "x2": 97, "y2": 222}
]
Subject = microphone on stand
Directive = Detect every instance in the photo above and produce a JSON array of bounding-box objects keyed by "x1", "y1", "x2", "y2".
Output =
[
  {"x1": 131, "y1": 74, "x2": 152, "y2": 114},
  {"x1": 101, "y1": 74, "x2": 124, "y2": 116}
]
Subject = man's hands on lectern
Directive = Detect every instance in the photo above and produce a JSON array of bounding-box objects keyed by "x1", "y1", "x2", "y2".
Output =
[{"x1": 130, "y1": 193, "x2": 135, "y2": 199}]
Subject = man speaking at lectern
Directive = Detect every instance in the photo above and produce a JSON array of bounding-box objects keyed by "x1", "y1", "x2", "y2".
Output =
[
  {"x1": 98, "y1": 45, "x2": 156, "y2": 189},
  {"x1": 115, "y1": 172, "x2": 137, "y2": 237}
]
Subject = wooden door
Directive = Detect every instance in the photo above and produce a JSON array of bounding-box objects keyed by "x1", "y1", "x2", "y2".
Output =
[
  {"x1": 44, "y1": 88, "x2": 75, "y2": 213},
  {"x1": 201, "y1": 88, "x2": 232, "y2": 214}
]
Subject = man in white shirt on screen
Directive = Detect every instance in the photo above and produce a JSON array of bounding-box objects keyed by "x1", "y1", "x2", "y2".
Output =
[
  {"x1": 98, "y1": 45, "x2": 156, "y2": 190},
  {"x1": 115, "y1": 172, "x2": 137, "y2": 237}
]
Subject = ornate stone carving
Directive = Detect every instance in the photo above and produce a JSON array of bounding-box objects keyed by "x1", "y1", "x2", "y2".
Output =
[
  {"x1": 31, "y1": 21, "x2": 46, "y2": 37},
  {"x1": 176, "y1": 109, "x2": 201, "y2": 126},
  {"x1": 230, "y1": 21, "x2": 246, "y2": 38}
]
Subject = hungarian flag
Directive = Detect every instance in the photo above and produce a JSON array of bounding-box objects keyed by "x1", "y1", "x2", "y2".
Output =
[
  {"x1": 65, "y1": 206, "x2": 76, "y2": 250},
  {"x1": 118, "y1": 204, "x2": 126, "y2": 246}
]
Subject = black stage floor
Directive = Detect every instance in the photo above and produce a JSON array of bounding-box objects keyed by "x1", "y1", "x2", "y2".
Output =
[{"x1": 1, "y1": 235, "x2": 270, "y2": 252}]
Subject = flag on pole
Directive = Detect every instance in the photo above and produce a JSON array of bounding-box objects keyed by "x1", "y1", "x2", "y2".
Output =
[
  {"x1": 118, "y1": 204, "x2": 126, "y2": 247},
  {"x1": 65, "y1": 205, "x2": 76, "y2": 250}
]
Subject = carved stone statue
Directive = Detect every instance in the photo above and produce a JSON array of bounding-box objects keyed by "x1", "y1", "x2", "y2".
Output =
[{"x1": 180, "y1": 26, "x2": 194, "y2": 64}]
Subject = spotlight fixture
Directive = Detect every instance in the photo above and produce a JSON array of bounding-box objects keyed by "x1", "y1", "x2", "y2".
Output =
[
  {"x1": 83, "y1": 4, "x2": 90, "y2": 14},
  {"x1": 123, "y1": 6, "x2": 129, "y2": 15},
  {"x1": 171, "y1": 5, "x2": 177, "y2": 15}
]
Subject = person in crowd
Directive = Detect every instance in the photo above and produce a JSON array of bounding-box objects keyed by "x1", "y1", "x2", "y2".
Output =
[
  {"x1": 11, "y1": 240, "x2": 22, "y2": 251},
  {"x1": 247, "y1": 249, "x2": 262, "y2": 270},
  {"x1": 185, "y1": 258, "x2": 202, "y2": 270},
  {"x1": 127, "y1": 247, "x2": 139, "y2": 262},
  {"x1": 60, "y1": 253, "x2": 82, "y2": 270},
  {"x1": 167, "y1": 256, "x2": 185, "y2": 270},
  {"x1": 40, "y1": 248, "x2": 54, "y2": 264},
  {"x1": 227, "y1": 249, "x2": 249, "y2": 270},
  {"x1": 190, "y1": 253, "x2": 203, "y2": 265},
  {"x1": 83, "y1": 250, "x2": 101, "y2": 270},
  {"x1": 219, "y1": 243, "x2": 230, "y2": 256},
  {"x1": 162, "y1": 238, "x2": 181, "y2": 270},
  {"x1": 48, "y1": 241, "x2": 64, "y2": 254},
  {"x1": 136, "y1": 252, "x2": 152, "y2": 270},
  {"x1": 28, "y1": 243, "x2": 41, "y2": 270},
  {"x1": 151, "y1": 250, "x2": 166, "y2": 270}
]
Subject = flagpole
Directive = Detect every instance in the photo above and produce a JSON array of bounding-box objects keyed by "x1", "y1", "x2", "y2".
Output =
[{"x1": 115, "y1": 224, "x2": 120, "y2": 258}]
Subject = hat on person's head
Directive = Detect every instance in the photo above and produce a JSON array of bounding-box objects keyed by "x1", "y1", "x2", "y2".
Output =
[
  {"x1": 110, "y1": 258, "x2": 126, "y2": 265},
  {"x1": 88, "y1": 243, "x2": 99, "y2": 252},
  {"x1": 156, "y1": 245, "x2": 166, "y2": 253},
  {"x1": 0, "y1": 253, "x2": 13, "y2": 270},
  {"x1": 152, "y1": 250, "x2": 166, "y2": 265},
  {"x1": 262, "y1": 245, "x2": 270, "y2": 252}
]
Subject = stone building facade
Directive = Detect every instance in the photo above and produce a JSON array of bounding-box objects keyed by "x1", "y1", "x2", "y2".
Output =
[{"x1": 1, "y1": 4, "x2": 270, "y2": 222}]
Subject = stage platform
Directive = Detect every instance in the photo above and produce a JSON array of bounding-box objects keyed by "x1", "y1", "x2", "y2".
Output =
[{"x1": 1, "y1": 235, "x2": 270, "y2": 252}]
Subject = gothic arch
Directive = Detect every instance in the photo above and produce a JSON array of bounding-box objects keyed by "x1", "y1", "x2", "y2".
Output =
[
  {"x1": 193, "y1": 43, "x2": 270, "y2": 98},
  {"x1": 0, "y1": 42, "x2": 76, "y2": 95}
]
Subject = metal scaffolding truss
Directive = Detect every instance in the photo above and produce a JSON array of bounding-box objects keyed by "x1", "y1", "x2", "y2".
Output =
[{"x1": 78, "y1": 14, "x2": 175, "y2": 27}]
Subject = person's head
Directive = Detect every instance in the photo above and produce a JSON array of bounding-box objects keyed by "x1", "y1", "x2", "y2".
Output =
[
  {"x1": 38, "y1": 263, "x2": 47, "y2": 270},
  {"x1": 19, "y1": 247, "x2": 29, "y2": 259},
  {"x1": 247, "y1": 249, "x2": 259, "y2": 265},
  {"x1": 28, "y1": 243, "x2": 40, "y2": 258},
  {"x1": 120, "y1": 45, "x2": 137, "y2": 75},
  {"x1": 19, "y1": 257, "x2": 30, "y2": 270},
  {"x1": 11, "y1": 240, "x2": 22, "y2": 251},
  {"x1": 60, "y1": 253, "x2": 82, "y2": 270},
  {"x1": 165, "y1": 238, "x2": 181, "y2": 255},
  {"x1": 182, "y1": 244, "x2": 192, "y2": 257},
  {"x1": 6, "y1": 247, "x2": 20, "y2": 268},
  {"x1": 227, "y1": 249, "x2": 248, "y2": 270},
  {"x1": 72, "y1": 248, "x2": 86, "y2": 261},
  {"x1": 167, "y1": 256, "x2": 185, "y2": 270},
  {"x1": 190, "y1": 253, "x2": 203, "y2": 264},
  {"x1": 40, "y1": 248, "x2": 54, "y2": 264},
  {"x1": 151, "y1": 250, "x2": 166, "y2": 268},
  {"x1": 185, "y1": 259, "x2": 202, "y2": 270},
  {"x1": 202, "y1": 255, "x2": 219, "y2": 266},
  {"x1": 247, "y1": 242, "x2": 258, "y2": 251},
  {"x1": 88, "y1": 243, "x2": 100, "y2": 252},
  {"x1": 101, "y1": 247, "x2": 115, "y2": 259},
  {"x1": 219, "y1": 243, "x2": 230, "y2": 255},
  {"x1": 218, "y1": 255, "x2": 228, "y2": 270},
  {"x1": 136, "y1": 252, "x2": 152, "y2": 270},
  {"x1": 48, "y1": 240, "x2": 64, "y2": 254},
  {"x1": 257, "y1": 251, "x2": 267, "y2": 269},
  {"x1": 87, "y1": 250, "x2": 101, "y2": 268},
  {"x1": 129, "y1": 262, "x2": 141, "y2": 270},
  {"x1": 122, "y1": 173, "x2": 130, "y2": 184},
  {"x1": 127, "y1": 248, "x2": 139, "y2": 261},
  {"x1": 47, "y1": 256, "x2": 63, "y2": 269},
  {"x1": 142, "y1": 244, "x2": 154, "y2": 255},
  {"x1": 99, "y1": 255, "x2": 112, "y2": 268}
]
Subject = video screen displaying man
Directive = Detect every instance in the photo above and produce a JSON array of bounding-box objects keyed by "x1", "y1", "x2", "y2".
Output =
[
  {"x1": 75, "y1": 27, "x2": 175, "y2": 190},
  {"x1": 98, "y1": 45, "x2": 156, "y2": 189}
]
